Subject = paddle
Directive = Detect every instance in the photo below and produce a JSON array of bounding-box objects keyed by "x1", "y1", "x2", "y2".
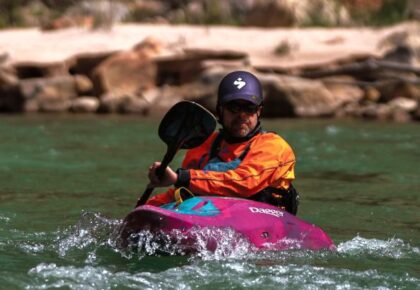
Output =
[{"x1": 135, "y1": 101, "x2": 217, "y2": 207}]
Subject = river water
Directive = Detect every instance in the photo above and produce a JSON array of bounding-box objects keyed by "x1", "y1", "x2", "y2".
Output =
[{"x1": 0, "y1": 114, "x2": 419, "y2": 289}]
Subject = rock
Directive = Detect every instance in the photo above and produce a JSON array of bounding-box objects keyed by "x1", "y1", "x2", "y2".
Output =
[
  {"x1": 18, "y1": 76, "x2": 81, "y2": 112},
  {"x1": 146, "y1": 90, "x2": 183, "y2": 115},
  {"x1": 74, "y1": 75, "x2": 94, "y2": 94},
  {"x1": 98, "y1": 93, "x2": 130, "y2": 113},
  {"x1": 388, "y1": 97, "x2": 418, "y2": 112},
  {"x1": 71, "y1": 97, "x2": 100, "y2": 113},
  {"x1": 322, "y1": 76, "x2": 364, "y2": 105},
  {"x1": 24, "y1": 98, "x2": 39, "y2": 112},
  {"x1": 132, "y1": 36, "x2": 165, "y2": 56},
  {"x1": 336, "y1": 102, "x2": 360, "y2": 118},
  {"x1": 91, "y1": 38, "x2": 162, "y2": 96},
  {"x1": 36, "y1": 86, "x2": 72, "y2": 113},
  {"x1": 14, "y1": 61, "x2": 69, "y2": 78},
  {"x1": 360, "y1": 103, "x2": 392, "y2": 120},
  {"x1": 120, "y1": 95, "x2": 150, "y2": 115},
  {"x1": 91, "y1": 51, "x2": 157, "y2": 95},
  {"x1": 19, "y1": 76, "x2": 79, "y2": 101},
  {"x1": 260, "y1": 74, "x2": 344, "y2": 117}
]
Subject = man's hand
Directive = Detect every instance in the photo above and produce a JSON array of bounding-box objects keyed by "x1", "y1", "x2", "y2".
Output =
[{"x1": 148, "y1": 162, "x2": 178, "y2": 188}]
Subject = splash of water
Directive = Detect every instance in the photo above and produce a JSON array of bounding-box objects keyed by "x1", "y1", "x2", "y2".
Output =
[
  {"x1": 53, "y1": 211, "x2": 122, "y2": 263},
  {"x1": 126, "y1": 226, "x2": 256, "y2": 260},
  {"x1": 337, "y1": 235, "x2": 420, "y2": 259}
]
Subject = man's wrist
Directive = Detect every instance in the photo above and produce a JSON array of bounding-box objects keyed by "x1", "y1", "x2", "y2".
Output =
[{"x1": 175, "y1": 168, "x2": 190, "y2": 188}]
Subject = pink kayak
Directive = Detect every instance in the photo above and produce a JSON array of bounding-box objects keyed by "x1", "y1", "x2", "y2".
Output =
[{"x1": 118, "y1": 196, "x2": 335, "y2": 252}]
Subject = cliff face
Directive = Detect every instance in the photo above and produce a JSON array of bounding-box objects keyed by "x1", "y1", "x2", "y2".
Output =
[{"x1": 0, "y1": 22, "x2": 419, "y2": 121}]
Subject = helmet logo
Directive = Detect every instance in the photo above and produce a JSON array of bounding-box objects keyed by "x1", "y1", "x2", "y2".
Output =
[{"x1": 233, "y1": 77, "x2": 246, "y2": 89}]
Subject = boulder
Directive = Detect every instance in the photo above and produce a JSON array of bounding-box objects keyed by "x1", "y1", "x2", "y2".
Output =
[
  {"x1": 322, "y1": 76, "x2": 364, "y2": 105},
  {"x1": 344, "y1": 100, "x2": 416, "y2": 122},
  {"x1": 19, "y1": 76, "x2": 80, "y2": 100},
  {"x1": 71, "y1": 97, "x2": 100, "y2": 113},
  {"x1": 388, "y1": 97, "x2": 418, "y2": 112},
  {"x1": 91, "y1": 51, "x2": 157, "y2": 96},
  {"x1": 120, "y1": 95, "x2": 150, "y2": 115},
  {"x1": 146, "y1": 90, "x2": 183, "y2": 116},
  {"x1": 98, "y1": 92, "x2": 131, "y2": 113},
  {"x1": 91, "y1": 37, "x2": 163, "y2": 96},
  {"x1": 18, "y1": 76, "x2": 82, "y2": 112},
  {"x1": 74, "y1": 75, "x2": 94, "y2": 95},
  {"x1": 35, "y1": 86, "x2": 72, "y2": 113},
  {"x1": 260, "y1": 74, "x2": 344, "y2": 117},
  {"x1": 359, "y1": 103, "x2": 392, "y2": 120}
]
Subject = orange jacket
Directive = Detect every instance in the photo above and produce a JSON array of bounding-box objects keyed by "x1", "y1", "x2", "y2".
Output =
[{"x1": 146, "y1": 131, "x2": 296, "y2": 206}]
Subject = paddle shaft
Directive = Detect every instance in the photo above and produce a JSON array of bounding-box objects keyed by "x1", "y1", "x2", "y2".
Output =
[
  {"x1": 133, "y1": 101, "x2": 217, "y2": 208},
  {"x1": 135, "y1": 146, "x2": 178, "y2": 207}
]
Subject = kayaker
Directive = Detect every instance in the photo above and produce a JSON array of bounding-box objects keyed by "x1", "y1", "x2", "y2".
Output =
[{"x1": 147, "y1": 70, "x2": 299, "y2": 215}]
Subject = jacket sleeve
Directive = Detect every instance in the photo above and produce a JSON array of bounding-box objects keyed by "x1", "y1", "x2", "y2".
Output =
[{"x1": 187, "y1": 134, "x2": 295, "y2": 198}]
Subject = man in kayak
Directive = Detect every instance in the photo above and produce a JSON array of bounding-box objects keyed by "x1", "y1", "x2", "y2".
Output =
[{"x1": 147, "y1": 70, "x2": 299, "y2": 215}]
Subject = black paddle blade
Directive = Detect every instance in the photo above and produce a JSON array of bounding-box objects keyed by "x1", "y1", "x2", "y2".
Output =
[{"x1": 158, "y1": 101, "x2": 216, "y2": 150}]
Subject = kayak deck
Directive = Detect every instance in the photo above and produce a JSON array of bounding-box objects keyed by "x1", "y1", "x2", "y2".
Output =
[{"x1": 118, "y1": 196, "x2": 335, "y2": 252}]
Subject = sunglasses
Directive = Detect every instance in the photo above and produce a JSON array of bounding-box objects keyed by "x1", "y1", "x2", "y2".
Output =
[{"x1": 224, "y1": 102, "x2": 260, "y2": 114}]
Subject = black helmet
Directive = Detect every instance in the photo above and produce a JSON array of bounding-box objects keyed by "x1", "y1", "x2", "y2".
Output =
[{"x1": 217, "y1": 71, "x2": 263, "y2": 106}]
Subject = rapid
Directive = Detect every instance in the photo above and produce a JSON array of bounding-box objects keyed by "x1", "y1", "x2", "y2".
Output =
[{"x1": 0, "y1": 114, "x2": 419, "y2": 289}]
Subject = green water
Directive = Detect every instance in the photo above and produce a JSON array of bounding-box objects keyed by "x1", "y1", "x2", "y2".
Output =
[{"x1": 0, "y1": 114, "x2": 419, "y2": 289}]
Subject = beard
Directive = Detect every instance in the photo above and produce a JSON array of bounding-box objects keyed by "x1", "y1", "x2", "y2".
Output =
[{"x1": 226, "y1": 118, "x2": 254, "y2": 138}]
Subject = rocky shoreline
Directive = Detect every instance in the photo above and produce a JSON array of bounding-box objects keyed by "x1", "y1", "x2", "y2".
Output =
[{"x1": 0, "y1": 22, "x2": 419, "y2": 121}]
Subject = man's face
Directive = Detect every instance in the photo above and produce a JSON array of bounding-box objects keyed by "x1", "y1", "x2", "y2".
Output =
[{"x1": 221, "y1": 100, "x2": 261, "y2": 138}]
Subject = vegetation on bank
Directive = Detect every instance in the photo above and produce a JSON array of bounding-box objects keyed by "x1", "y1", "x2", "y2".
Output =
[{"x1": 0, "y1": 0, "x2": 417, "y2": 30}]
